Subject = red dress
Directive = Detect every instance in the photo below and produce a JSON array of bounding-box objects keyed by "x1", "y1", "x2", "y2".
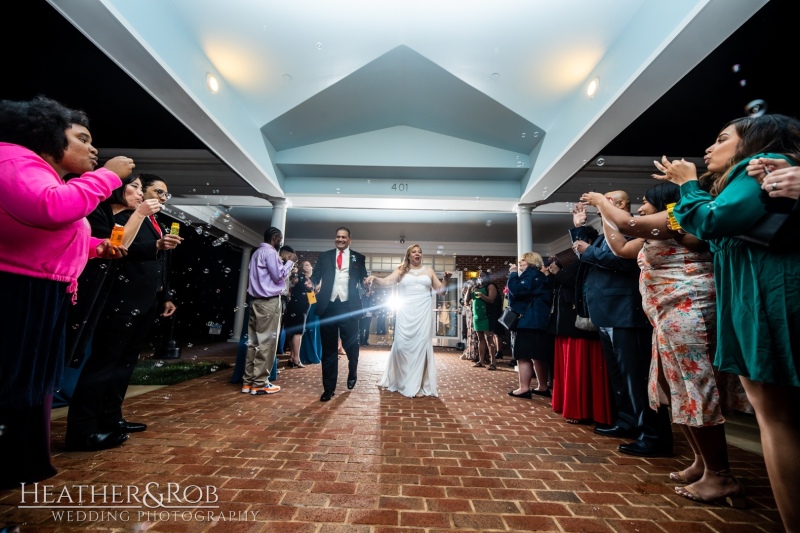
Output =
[{"x1": 552, "y1": 336, "x2": 613, "y2": 424}]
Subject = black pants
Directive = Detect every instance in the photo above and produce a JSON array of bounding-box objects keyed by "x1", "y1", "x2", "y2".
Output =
[
  {"x1": 320, "y1": 299, "x2": 359, "y2": 393},
  {"x1": 359, "y1": 315, "x2": 372, "y2": 345},
  {"x1": 67, "y1": 306, "x2": 156, "y2": 439},
  {"x1": 598, "y1": 326, "x2": 666, "y2": 442}
]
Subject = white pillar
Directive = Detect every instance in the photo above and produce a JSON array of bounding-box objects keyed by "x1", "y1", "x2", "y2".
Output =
[
  {"x1": 516, "y1": 205, "x2": 533, "y2": 258},
  {"x1": 270, "y1": 199, "x2": 287, "y2": 235},
  {"x1": 229, "y1": 245, "x2": 253, "y2": 342}
]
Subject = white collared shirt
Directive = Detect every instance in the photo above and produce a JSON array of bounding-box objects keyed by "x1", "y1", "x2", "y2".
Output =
[{"x1": 331, "y1": 247, "x2": 350, "y2": 302}]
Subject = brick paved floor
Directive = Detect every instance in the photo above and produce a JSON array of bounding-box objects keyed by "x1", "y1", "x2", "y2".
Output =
[{"x1": 0, "y1": 346, "x2": 783, "y2": 532}]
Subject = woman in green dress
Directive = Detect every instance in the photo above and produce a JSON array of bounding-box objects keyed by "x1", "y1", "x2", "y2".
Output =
[{"x1": 655, "y1": 114, "x2": 800, "y2": 529}]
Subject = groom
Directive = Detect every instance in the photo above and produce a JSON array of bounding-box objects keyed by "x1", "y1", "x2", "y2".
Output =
[{"x1": 310, "y1": 227, "x2": 368, "y2": 401}]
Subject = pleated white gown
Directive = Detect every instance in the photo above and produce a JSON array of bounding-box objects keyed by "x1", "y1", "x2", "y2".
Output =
[{"x1": 379, "y1": 267, "x2": 438, "y2": 397}]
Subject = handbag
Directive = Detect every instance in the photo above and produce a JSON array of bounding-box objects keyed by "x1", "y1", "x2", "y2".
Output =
[
  {"x1": 499, "y1": 300, "x2": 535, "y2": 331},
  {"x1": 736, "y1": 211, "x2": 791, "y2": 249},
  {"x1": 498, "y1": 307, "x2": 520, "y2": 330},
  {"x1": 574, "y1": 315, "x2": 598, "y2": 331}
]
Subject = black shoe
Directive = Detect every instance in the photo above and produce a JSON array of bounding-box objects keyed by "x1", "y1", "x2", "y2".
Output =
[
  {"x1": 530, "y1": 389, "x2": 552, "y2": 398},
  {"x1": 66, "y1": 432, "x2": 129, "y2": 451},
  {"x1": 618, "y1": 440, "x2": 673, "y2": 458},
  {"x1": 594, "y1": 425, "x2": 633, "y2": 438},
  {"x1": 320, "y1": 390, "x2": 335, "y2": 402},
  {"x1": 116, "y1": 419, "x2": 147, "y2": 433},
  {"x1": 286, "y1": 360, "x2": 296, "y2": 368},
  {"x1": 507, "y1": 390, "x2": 532, "y2": 399},
  {"x1": 347, "y1": 379, "x2": 357, "y2": 390}
]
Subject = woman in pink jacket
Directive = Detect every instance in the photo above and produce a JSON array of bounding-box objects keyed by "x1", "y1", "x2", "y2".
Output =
[{"x1": 0, "y1": 96, "x2": 134, "y2": 489}]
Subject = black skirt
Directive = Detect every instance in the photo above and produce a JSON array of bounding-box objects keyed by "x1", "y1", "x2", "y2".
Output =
[
  {"x1": 511, "y1": 328, "x2": 554, "y2": 362},
  {"x1": 0, "y1": 272, "x2": 69, "y2": 408}
]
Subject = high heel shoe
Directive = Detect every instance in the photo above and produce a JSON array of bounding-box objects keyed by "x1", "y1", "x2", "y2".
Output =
[
  {"x1": 674, "y1": 470, "x2": 747, "y2": 509},
  {"x1": 286, "y1": 360, "x2": 295, "y2": 368},
  {"x1": 293, "y1": 361, "x2": 305, "y2": 368}
]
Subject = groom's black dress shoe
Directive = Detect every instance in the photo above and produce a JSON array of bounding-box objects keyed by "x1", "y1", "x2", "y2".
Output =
[
  {"x1": 593, "y1": 425, "x2": 633, "y2": 438},
  {"x1": 347, "y1": 379, "x2": 357, "y2": 390},
  {"x1": 114, "y1": 419, "x2": 147, "y2": 433},
  {"x1": 618, "y1": 440, "x2": 673, "y2": 458},
  {"x1": 66, "y1": 432, "x2": 129, "y2": 451},
  {"x1": 320, "y1": 391, "x2": 335, "y2": 402}
]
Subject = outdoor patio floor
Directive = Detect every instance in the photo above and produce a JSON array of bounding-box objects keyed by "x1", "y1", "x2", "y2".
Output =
[{"x1": 0, "y1": 345, "x2": 783, "y2": 532}]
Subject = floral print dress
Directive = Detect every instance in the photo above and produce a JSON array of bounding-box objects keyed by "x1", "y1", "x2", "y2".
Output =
[{"x1": 638, "y1": 239, "x2": 723, "y2": 426}]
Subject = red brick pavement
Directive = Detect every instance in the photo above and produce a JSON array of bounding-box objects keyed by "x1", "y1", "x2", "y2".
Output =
[{"x1": 0, "y1": 346, "x2": 783, "y2": 532}]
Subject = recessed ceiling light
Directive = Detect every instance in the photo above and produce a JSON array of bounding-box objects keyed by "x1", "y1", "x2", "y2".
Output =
[
  {"x1": 587, "y1": 77, "x2": 600, "y2": 99},
  {"x1": 206, "y1": 73, "x2": 220, "y2": 94}
]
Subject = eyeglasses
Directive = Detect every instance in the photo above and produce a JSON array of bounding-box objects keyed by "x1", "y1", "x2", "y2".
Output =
[{"x1": 153, "y1": 188, "x2": 172, "y2": 201}]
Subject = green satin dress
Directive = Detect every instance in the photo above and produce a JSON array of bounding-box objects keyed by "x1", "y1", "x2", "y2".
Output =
[
  {"x1": 472, "y1": 287, "x2": 490, "y2": 332},
  {"x1": 674, "y1": 153, "x2": 800, "y2": 386}
]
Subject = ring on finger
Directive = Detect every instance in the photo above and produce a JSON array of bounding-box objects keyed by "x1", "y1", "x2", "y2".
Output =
[{"x1": 771, "y1": 182, "x2": 778, "y2": 191}]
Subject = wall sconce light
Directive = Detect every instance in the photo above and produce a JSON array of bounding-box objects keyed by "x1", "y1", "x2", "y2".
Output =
[
  {"x1": 587, "y1": 77, "x2": 600, "y2": 99},
  {"x1": 206, "y1": 72, "x2": 220, "y2": 94},
  {"x1": 400, "y1": 236, "x2": 405, "y2": 244},
  {"x1": 467, "y1": 271, "x2": 479, "y2": 279}
]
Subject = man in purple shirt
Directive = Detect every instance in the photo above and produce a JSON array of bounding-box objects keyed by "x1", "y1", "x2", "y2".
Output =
[{"x1": 243, "y1": 227, "x2": 296, "y2": 395}]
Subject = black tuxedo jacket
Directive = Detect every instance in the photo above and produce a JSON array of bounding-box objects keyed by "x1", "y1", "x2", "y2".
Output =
[
  {"x1": 311, "y1": 248, "x2": 367, "y2": 316},
  {"x1": 107, "y1": 211, "x2": 173, "y2": 314},
  {"x1": 576, "y1": 234, "x2": 650, "y2": 329}
]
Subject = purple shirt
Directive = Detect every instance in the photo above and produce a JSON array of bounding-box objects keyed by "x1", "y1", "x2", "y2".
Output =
[{"x1": 247, "y1": 243, "x2": 294, "y2": 298}]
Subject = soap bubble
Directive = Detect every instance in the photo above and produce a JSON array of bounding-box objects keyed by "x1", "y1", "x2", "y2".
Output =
[
  {"x1": 745, "y1": 99, "x2": 767, "y2": 117},
  {"x1": 651, "y1": 229, "x2": 660, "y2": 236},
  {"x1": 628, "y1": 219, "x2": 636, "y2": 226}
]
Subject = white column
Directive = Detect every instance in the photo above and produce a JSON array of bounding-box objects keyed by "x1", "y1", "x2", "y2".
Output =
[
  {"x1": 270, "y1": 199, "x2": 288, "y2": 235},
  {"x1": 229, "y1": 245, "x2": 253, "y2": 342},
  {"x1": 516, "y1": 205, "x2": 533, "y2": 258}
]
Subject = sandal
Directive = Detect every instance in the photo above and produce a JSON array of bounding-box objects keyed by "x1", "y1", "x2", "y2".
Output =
[
  {"x1": 487, "y1": 364, "x2": 497, "y2": 370},
  {"x1": 472, "y1": 362, "x2": 484, "y2": 368},
  {"x1": 670, "y1": 469, "x2": 701, "y2": 484},
  {"x1": 674, "y1": 471, "x2": 747, "y2": 509}
]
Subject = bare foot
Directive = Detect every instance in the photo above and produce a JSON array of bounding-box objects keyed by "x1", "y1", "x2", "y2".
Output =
[
  {"x1": 670, "y1": 463, "x2": 704, "y2": 484},
  {"x1": 675, "y1": 470, "x2": 745, "y2": 507}
]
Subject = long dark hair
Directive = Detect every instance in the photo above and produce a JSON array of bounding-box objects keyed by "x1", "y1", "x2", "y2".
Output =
[
  {"x1": 706, "y1": 114, "x2": 800, "y2": 195},
  {"x1": 107, "y1": 175, "x2": 141, "y2": 208},
  {"x1": 643, "y1": 182, "x2": 680, "y2": 212}
]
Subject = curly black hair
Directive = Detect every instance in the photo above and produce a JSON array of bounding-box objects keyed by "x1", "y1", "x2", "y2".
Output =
[{"x1": 0, "y1": 96, "x2": 87, "y2": 160}]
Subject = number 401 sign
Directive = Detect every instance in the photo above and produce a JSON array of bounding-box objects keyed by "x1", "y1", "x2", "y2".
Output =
[{"x1": 391, "y1": 183, "x2": 408, "y2": 192}]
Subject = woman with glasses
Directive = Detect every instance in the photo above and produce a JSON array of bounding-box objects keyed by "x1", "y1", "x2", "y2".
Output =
[{"x1": 67, "y1": 174, "x2": 183, "y2": 451}]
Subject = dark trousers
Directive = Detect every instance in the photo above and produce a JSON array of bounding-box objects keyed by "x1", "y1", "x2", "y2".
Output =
[
  {"x1": 359, "y1": 315, "x2": 372, "y2": 345},
  {"x1": 320, "y1": 299, "x2": 359, "y2": 393},
  {"x1": 598, "y1": 326, "x2": 667, "y2": 443},
  {"x1": 67, "y1": 306, "x2": 156, "y2": 439}
]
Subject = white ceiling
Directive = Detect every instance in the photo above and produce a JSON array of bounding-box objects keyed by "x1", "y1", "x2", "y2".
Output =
[{"x1": 48, "y1": 0, "x2": 767, "y2": 255}]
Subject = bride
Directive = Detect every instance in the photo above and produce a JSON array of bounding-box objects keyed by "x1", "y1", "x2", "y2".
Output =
[{"x1": 365, "y1": 245, "x2": 451, "y2": 398}]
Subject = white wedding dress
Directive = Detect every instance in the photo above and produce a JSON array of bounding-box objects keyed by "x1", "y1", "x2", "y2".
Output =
[{"x1": 379, "y1": 267, "x2": 438, "y2": 397}]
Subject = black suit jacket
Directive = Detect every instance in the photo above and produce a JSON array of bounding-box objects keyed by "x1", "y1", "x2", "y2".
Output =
[
  {"x1": 311, "y1": 248, "x2": 367, "y2": 316},
  {"x1": 107, "y1": 211, "x2": 172, "y2": 314},
  {"x1": 576, "y1": 234, "x2": 650, "y2": 329}
]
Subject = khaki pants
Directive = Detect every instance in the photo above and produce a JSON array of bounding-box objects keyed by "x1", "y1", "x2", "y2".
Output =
[{"x1": 244, "y1": 296, "x2": 282, "y2": 387}]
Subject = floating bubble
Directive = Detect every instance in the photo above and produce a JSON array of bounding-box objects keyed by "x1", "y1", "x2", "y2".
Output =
[
  {"x1": 745, "y1": 99, "x2": 767, "y2": 117},
  {"x1": 196, "y1": 227, "x2": 203, "y2": 234},
  {"x1": 628, "y1": 219, "x2": 636, "y2": 226},
  {"x1": 651, "y1": 229, "x2": 660, "y2": 236},
  {"x1": 211, "y1": 366, "x2": 218, "y2": 372},
  {"x1": 739, "y1": 79, "x2": 747, "y2": 87},
  {"x1": 131, "y1": 309, "x2": 140, "y2": 316},
  {"x1": 223, "y1": 267, "x2": 231, "y2": 274},
  {"x1": 596, "y1": 158, "x2": 605, "y2": 167},
  {"x1": 155, "y1": 361, "x2": 164, "y2": 367},
  {"x1": 187, "y1": 343, "x2": 193, "y2": 347},
  {"x1": 203, "y1": 269, "x2": 209, "y2": 274},
  {"x1": 732, "y1": 64, "x2": 741, "y2": 73}
]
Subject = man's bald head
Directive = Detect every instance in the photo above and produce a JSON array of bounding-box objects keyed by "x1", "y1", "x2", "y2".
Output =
[{"x1": 605, "y1": 190, "x2": 631, "y2": 211}]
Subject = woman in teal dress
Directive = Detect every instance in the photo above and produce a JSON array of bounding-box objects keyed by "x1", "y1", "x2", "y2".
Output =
[{"x1": 655, "y1": 114, "x2": 800, "y2": 530}]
